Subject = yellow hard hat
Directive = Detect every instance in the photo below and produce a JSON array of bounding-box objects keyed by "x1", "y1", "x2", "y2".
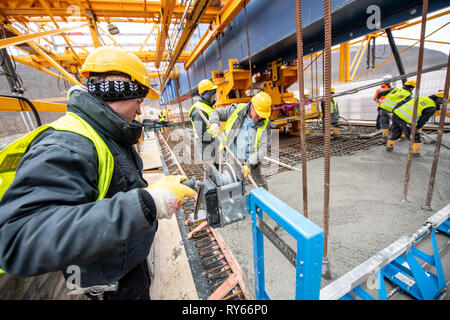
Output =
[
  {"x1": 198, "y1": 79, "x2": 217, "y2": 95},
  {"x1": 81, "y1": 46, "x2": 159, "y2": 99},
  {"x1": 435, "y1": 91, "x2": 444, "y2": 98},
  {"x1": 405, "y1": 80, "x2": 416, "y2": 88},
  {"x1": 331, "y1": 87, "x2": 336, "y2": 93},
  {"x1": 251, "y1": 91, "x2": 272, "y2": 118}
]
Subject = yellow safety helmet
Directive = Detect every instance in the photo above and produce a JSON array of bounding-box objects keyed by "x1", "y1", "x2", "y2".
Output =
[
  {"x1": 198, "y1": 79, "x2": 217, "y2": 95},
  {"x1": 435, "y1": 91, "x2": 450, "y2": 102},
  {"x1": 404, "y1": 80, "x2": 416, "y2": 88},
  {"x1": 251, "y1": 91, "x2": 272, "y2": 118},
  {"x1": 81, "y1": 46, "x2": 159, "y2": 99},
  {"x1": 331, "y1": 87, "x2": 336, "y2": 94}
]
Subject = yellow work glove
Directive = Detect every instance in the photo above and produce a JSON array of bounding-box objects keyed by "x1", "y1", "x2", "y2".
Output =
[
  {"x1": 241, "y1": 165, "x2": 251, "y2": 178},
  {"x1": 209, "y1": 123, "x2": 220, "y2": 138},
  {"x1": 146, "y1": 175, "x2": 196, "y2": 220}
]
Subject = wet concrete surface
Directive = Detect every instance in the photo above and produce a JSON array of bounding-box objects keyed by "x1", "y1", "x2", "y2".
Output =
[{"x1": 218, "y1": 132, "x2": 450, "y2": 299}]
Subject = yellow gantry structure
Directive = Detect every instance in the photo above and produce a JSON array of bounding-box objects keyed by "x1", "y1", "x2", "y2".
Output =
[
  {"x1": 0, "y1": 1, "x2": 448, "y2": 113},
  {"x1": 0, "y1": 0, "x2": 232, "y2": 92}
]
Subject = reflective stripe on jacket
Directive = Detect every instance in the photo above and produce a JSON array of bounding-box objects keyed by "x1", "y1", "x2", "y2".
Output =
[
  {"x1": 0, "y1": 111, "x2": 114, "y2": 275},
  {"x1": 393, "y1": 96, "x2": 436, "y2": 124},
  {"x1": 219, "y1": 103, "x2": 269, "y2": 152},
  {"x1": 380, "y1": 87, "x2": 412, "y2": 112},
  {"x1": 188, "y1": 101, "x2": 214, "y2": 139},
  {"x1": 0, "y1": 112, "x2": 113, "y2": 201}
]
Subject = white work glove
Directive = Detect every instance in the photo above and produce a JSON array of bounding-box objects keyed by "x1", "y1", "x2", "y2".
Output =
[
  {"x1": 247, "y1": 152, "x2": 259, "y2": 167},
  {"x1": 209, "y1": 123, "x2": 220, "y2": 138},
  {"x1": 146, "y1": 175, "x2": 196, "y2": 220}
]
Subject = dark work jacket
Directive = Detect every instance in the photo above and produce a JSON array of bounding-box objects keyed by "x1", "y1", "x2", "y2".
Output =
[{"x1": 0, "y1": 89, "x2": 157, "y2": 287}]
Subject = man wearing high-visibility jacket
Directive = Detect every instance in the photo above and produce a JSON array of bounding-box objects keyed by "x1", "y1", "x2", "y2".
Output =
[
  {"x1": 0, "y1": 47, "x2": 195, "y2": 299},
  {"x1": 209, "y1": 92, "x2": 272, "y2": 190},
  {"x1": 376, "y1": 79, "x2": 416, "y2": 139},
  {"x1": 158, "y1": 109, "x2": 167, "y2": 132},
  {"x1": 374, "y1": 75, "x2": 392, "y2": 138},
  {"x1": 188, "y1": 79, "x2": 217, "y2": 168},
  {"x1": 386, "y1": 91, "x2": 445, "y2": 156},
  {"x1": 321, "y1": 87, "x2": 340, "y2": 135}
]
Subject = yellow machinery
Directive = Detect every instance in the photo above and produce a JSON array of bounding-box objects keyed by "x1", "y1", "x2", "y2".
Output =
[
  {"x1": 213, "y1": 58, "x2": 321, "y2": 136},
  {"x1": 212, "y1": 59, "x2": 252, "y2": 108}
]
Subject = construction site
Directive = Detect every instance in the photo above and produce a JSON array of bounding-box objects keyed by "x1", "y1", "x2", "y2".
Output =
[{"x1": 0, "y1": 0, "x2": 449, "y2": 303}]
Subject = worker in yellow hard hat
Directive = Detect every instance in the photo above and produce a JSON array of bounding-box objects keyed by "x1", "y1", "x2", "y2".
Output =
[
  {"x1": 209, "y1": 91, "x2": 272, "y2": 189},
  {"x1": 376, "y1": 79, "x2": 416, "y2": 140},
  {"x1": 0, "y1": 46, "x2": 196, "y2": 300},
  {"x1": 387, "y1": 91, "x2": 444, "y2": 156},
  {"x1": 188, "y1": 79, "x2": 218, "y2": 168},
  {"x1": 321, "y1": 87, "x2": 340, "y2": 135},
  {"x1": 158, "y1": 109, "x2": 167, "y2": 132}
]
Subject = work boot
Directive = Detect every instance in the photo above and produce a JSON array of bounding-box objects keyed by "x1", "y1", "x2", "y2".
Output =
[
  {"x1": 386, "y1": 139, "x2": 395, "y2": 152},
  {"x1": 413, "y1": 142, "x2": 422, "y2": 157},
  {"x1": 382, "y1": 129, "x2": 389, "y2": 141},
  {"x1": 401, "y1": 133, "x2": 406, "y2": 140},
  {"x1": 332, "y1": 127, "x2": 340, "y2": 135}
]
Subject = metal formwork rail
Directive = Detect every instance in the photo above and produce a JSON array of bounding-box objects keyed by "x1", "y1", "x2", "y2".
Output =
[{"x1": 320, "y1": 204, "x2": 450, "y2": 300}]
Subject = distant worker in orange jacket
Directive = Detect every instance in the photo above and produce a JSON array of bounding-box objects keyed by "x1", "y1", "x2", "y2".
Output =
[{"x1": 374, "y1": 75, "x2": 392, "y2": 139}]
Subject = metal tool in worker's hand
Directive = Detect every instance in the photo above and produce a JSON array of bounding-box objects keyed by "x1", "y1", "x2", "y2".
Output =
[{"x1": 182, "y1": 163, "x2": 250, "y2": 228}]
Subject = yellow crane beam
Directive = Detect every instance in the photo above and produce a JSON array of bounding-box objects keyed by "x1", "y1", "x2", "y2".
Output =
[
  {"x1": 0, "y1": 23, "x2": 87, "y2": 50},
  {"x1": 155, "y1": 0, "x2": 176, "y2": 69},
  {"x1": 0, "y1": 96, "x2": 67, "y2": 113},
  {"x1": 0, "y1": 1, "x2": 221, "y2": 23},
  {"x1": 5, "y1": 23, "x2": 81, "y2": 85},
  {"x1": 184, "y1": 0, "x2": 251, "y2": 70},
  {"x1": 160, "y1": 0, "x2": 214, "y2": 90}
]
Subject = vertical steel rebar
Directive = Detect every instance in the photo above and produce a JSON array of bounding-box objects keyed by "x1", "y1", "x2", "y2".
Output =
[
  {"x1": 243, "y1": 2, "x2": 254, "y2": 94},
  {"x1": 294, "y1": 0, "x2": 308, "y2": 218},
  {"x1": 322, "y1": 0, "x2": 332, "y2": 279},
  {"x1": 423, "y1": 50, "x2": 450, "y2": 210},
  {"x1": 402, "y1": 0, "x2": 429, "y2": 202}
]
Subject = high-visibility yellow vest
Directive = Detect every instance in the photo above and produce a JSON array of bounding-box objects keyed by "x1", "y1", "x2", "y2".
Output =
[
  {"x1": 0, "y1": 112, "x2": 114, "y2": 274},
  {"x1": 330, "y1": 98, "x2": 337, "y2": 114},
  {"x1": 219, "y1": 103, "x2": 269, "y2": 152},
  {"x1": 188, "y1": 101, "x2": 214, "y2": 139},
  {"x1": 393, "y1": 96, "x2": 436, "y2": 124},
  {"x1": 379, "y1": 88, "x2": 412, "y2": 112},
  {"x1": 159, "y1": 113, "x2": 165, "y2": 121}
]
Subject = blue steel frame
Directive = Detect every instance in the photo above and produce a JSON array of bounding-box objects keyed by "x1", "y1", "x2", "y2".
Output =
[
  {"x1": 383, "y1": 229, "x2": 446, "y2": 300},
  {"x1": 249, "y1": 188, "x2": 324, "y2": 300},
  {"x1": 338, "y1": 226, "x2": 447, "y2": 300}
]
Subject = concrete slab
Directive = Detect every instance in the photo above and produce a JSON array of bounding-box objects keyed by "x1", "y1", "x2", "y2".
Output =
[{"x1": 218, "y1": 132, "x2": 450, "y2": 299}]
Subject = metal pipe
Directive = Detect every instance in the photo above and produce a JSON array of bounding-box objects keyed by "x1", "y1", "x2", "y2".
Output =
[
  {"x1": 402, "y1": 0, "x2": 428, "y2": 203},
  {"x1": 263, "y1": 156, "x2": 302, "y2": 172},
  {"x1": 386, "y1": 28, "x2": 407, "y2": 85},
  {"x1": 423, "y1": 50, "x2": 450, "y2": 210},
  {"x1": 294, "y1": 0, "x2": 309, "y2": 218},
  {"x1": 243, "y1": 2, "x2": 254, "y2": 95},
  {"x1": 322, "y1": 0, "x2": 333, "y2": 280}
]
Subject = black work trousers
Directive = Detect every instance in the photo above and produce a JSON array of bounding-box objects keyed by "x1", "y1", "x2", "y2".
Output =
[
  {"x1": 389, "y1": 114, "x2": 421, "y2": 143},
  {"x1": 87, "y1": 261, "x2": 151, "y2": 300}
]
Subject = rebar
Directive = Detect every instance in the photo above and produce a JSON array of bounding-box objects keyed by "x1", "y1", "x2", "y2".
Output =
[
  {"x1": 423, "y1": 49, "x2": 450, "y2": 210},
  {"x1": 402, "y1": 0, "x2": 429, "y2": 202},
  {"x1": 294, "y1": 0, "x2": 309, "y2": 218},
  {"x1": 322, "y1": 0, "x2": 332, "y2": 279}
]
